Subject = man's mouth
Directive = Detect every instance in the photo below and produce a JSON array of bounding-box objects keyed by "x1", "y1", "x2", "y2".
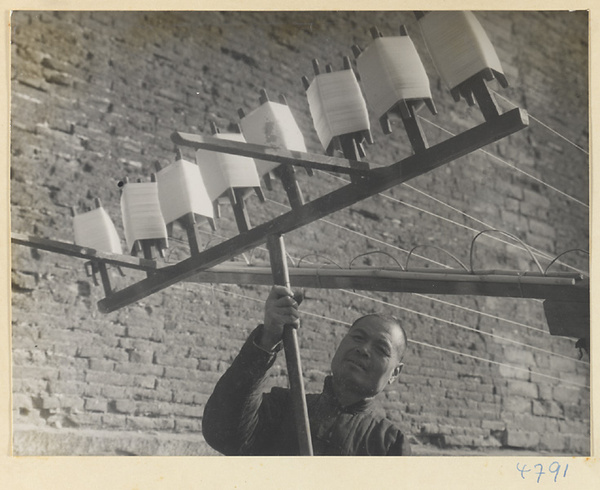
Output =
[{"x1": 346, "y1": 359, "x2": 368, "y2": 371}]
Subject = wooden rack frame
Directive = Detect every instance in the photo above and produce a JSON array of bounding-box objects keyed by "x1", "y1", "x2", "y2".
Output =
[
  {"x1": 93, "y1": 107, "x2": 528, "y2": 312},
  {"x1": 12, "y1": 107, "x2": 539, "y2": 314}
]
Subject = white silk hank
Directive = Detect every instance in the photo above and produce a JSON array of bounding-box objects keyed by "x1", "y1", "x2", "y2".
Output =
[
  {"x1": 356, "y1": 36, "x2": 432, "y2": 118},
  {"x1": 156, "y1": 157, "x2": 214, "y2": 225},
  {"x1": 306, "y1": 70, "x2": 370, "y2": 150},
  {"x1": 419, "y1": 11, "x2": 504, "y2": 90},
  {"x1": 120, "y1": 182, "x2": 168, "y2": 253},
  {"x1": 195, "y1": 132, "x2": 261, "y2": 202},
  {"x1": 240, "y1": 101, "x2": 307, "y2": 175},
  {"x1": 73, "y1": 207, "x2": 122, "y2": 254}
]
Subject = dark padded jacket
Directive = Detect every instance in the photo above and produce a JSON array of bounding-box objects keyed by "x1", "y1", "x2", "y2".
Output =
[{"x1": 202, "y1": 325, "x2": 411, "y2": 456}]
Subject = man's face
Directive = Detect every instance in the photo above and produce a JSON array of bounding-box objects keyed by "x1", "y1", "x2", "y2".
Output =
[{"x1": 330, "y1": 316, "x2": 405, "y2": 401}]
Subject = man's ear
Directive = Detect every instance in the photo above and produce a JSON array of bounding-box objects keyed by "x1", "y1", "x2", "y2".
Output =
[{"x1": 388, "y1": 363, "x2": 404, "y2": 384}]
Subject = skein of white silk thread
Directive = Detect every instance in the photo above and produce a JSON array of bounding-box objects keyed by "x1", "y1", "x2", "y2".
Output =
[
  {"x1": 356, "y1": 35, "x2": 432, "y2": 118},
  {"x1": 419, "y1": 11, "x2": 504, "y2": 90},
  {"x1": 73, "y1": 206, "x2": 123, "y2": 254},
  {"x1": 156, "y1": 157, "x2": 215, "y2": 225},
  {"x1": 240, "y1": 101, "x2": 307, "y2": 176},
  {"x1": 306, "y1": 70, "x2": 370, "y2": 150},
  {"x1": 195, "y1": 132, "x2": 261, "y2": 202},
  {"x1": 120, "y1": 181, "x2": 169, "y2": 253}
]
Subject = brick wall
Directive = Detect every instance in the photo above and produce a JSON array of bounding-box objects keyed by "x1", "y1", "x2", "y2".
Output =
[{"x1": 10, "y1": 10, "x2": 589, "y2": 455}]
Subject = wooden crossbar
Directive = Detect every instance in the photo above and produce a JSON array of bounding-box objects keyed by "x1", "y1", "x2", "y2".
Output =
[
  {"x1": 186, "y1": 264, "x2": 588, "y2": 302},
  {"x1": 171, "y1": 131, "x2": 371, "y2": 177},
  {"x1": 11, "y1": 232, "x2": 587, "y2": 302},
  {"x1": 11, "y1": 233, "x2": 157, "y2": 271},
  {"x1": 96, "y1": 108, "x2": 528, "y2": 313}
]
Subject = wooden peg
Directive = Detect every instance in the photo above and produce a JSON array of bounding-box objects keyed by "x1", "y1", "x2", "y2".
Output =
[
  {"x1": 414, "y1": 11, "x2": 427, "y2": 20},
  {"x1": 342, "y1": 56, "x2": 352, "y2": 71},
  {"x1": 357, "y1": 141, "x2": 367, "y2": 159},
  {"x1": 325, "y1": 64, "x2": 333, "y2": 73},
  {"x1": 228, "y1": 188, "x2": 252, "y2": 233},
  {"x1": 207, "y1": 217, "x2": 217, "y2": 232},
  {"x1": 469, "y1": 74, "x2": 502, "y2": 121},
  {"x1": 213, "y1": 201, "x2": 221, "y2": 219},
  {"x1": 276, "y1": 165, "x2": 304, "y2": 209},
  {"x1": 424, "y1": 98, "x2": 437, "y2": 116},
  {"x1": 259, "y1": 88, "x2": 269, "y2": 105},
  {"x1": 312, "y1": 59, "x2": 320, "y2": 76},
  {"x1": 351, "y1": 44, "x2": 362, "y2": 59},
  {"x1": 97, "y1": 261, "x2": 112, "y2": 297},
  {"x1": 210, "y1": 121, "x2": 220, "y2": 135},
  {"x1": 301, "y1": 76, "x2": 311, "y2": 91},
  {"x1": 182, "y1": 212, "x2": 202, "y2": 256},
  {"x1": 380, "y1": 113, "x2": 393, "y2": 135},
  {"x1": 70, "y1": 206, "x2": 77, "y2": 217},
  {"x1": 370, "y1": 26, "x2": 382, "y2": 39},
  {"x1": 175, "y1": 148, "x2": 183, "y2": 161},
  {"x1": 238, "y1": 107, "x2": 246, "y2": 119},
  {"x1": 263, "y1": 171, "x2": 274, "y2": 191},
  {"x1": 94, "y1": 197, "x2": 102, "y2": 208},
  {"x1": 84, "y1": 261, "x2": 99, "y2": 286},
  {"x1": 400, "y1": 101, "x2": 429, "y2": 154},
  {"x1": 254, "y1": 186, "x2": 266, "y2": 203},
  {"x1": 338, "y1": 134, "x2": 367, "y2": 184},
  {"x1": 399, "y1": 25, "x2": 408, "y2": 36},
  {"x1": 278, "y1": 94, "x2": 288, "y2": 106},
  {"x1": 154, "y1": 160, "x2": 163, "y2": 172}
]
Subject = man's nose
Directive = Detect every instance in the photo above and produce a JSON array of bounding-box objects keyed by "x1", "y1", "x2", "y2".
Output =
[{"x1": 355, "y1": 344, "x2": 370, "y2": 357}]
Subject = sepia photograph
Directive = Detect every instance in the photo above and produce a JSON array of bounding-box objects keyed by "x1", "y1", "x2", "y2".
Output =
[{"x1": 8, "y1": 8, "x2": 590, "y2": 466}]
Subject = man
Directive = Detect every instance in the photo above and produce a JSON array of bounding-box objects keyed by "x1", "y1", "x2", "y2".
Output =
[{"x1": 202, "y1": 285, "x2": 411, "y2": 456}]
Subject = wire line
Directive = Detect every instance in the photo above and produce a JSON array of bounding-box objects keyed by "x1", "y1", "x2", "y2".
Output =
[
  {"x1": 197, "y1": 284, "x2": 589, "y2": 389},
  {"x1": 341, "y1": 289, "x2": 589, "y2": 366},
  {"x1": 418, "y1": 116, "x2": 589, "y2": 208},
  {"x1": 491, "y1": 90, "x2": 589, "y2": 156}
]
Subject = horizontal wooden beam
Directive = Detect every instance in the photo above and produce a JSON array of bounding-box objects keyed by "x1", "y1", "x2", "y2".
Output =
[
  {"x1": 98, "y1": 108, "x2": 529, "y2": 313},
  {"x1": 186, "y1": 264, "x2": 589, "y2": 302},
  {"x1": 11, "y1": 233, "x2": 157, "y2": 271},
  {"x1": 171, "y1": 131, "x2": 371, "y2": 177}
]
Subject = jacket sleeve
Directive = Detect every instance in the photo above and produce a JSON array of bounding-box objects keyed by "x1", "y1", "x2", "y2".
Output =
[
  {"x1": 388, "y1": 430, "x2": 411, "y2": 456},
  {"x1": 202, "y1": 325, "x2": 285, "y2": 455}
]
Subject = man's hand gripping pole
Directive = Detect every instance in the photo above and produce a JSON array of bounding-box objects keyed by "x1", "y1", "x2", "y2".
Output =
[{"x1": 266, "y1": 234, "x2": 314, "y2": 456}]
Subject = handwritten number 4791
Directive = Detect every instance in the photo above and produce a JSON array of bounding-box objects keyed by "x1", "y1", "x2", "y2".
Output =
[{"x1": 517, "y1": 462, "x2": 569, "y2": 483}]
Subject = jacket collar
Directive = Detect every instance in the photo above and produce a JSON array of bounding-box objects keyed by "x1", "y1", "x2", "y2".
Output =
[{"x1": 321, "y1": 375, "x2": 375, "y2": 414}]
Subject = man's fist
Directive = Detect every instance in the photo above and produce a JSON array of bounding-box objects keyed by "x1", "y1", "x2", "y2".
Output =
[{"x1": 259, "y1": 285, "x2": 302, "y2": 351}]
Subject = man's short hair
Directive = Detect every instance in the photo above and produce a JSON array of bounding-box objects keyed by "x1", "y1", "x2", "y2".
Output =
[{"x1": 351, "y1": 313, "x2": 408, "y2": 360}]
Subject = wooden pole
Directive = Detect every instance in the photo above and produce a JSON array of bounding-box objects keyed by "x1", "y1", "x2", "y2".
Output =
[{"x1": 266, "y1": 234, "x2": 314, "y2": 456}]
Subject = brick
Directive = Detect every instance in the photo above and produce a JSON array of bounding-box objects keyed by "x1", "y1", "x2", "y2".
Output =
[
  {"x1": 84, "y1": 397, "x2": 107, "y2": 412},
  {"x1": 126, "y1": 416, "x2": 175, "y2": 431},
  {"x1": 552, "y1": 385, "x2": 583, "y2": 404},
  {"x1": 504, "y1": 429, "x2": 540, "y2": 449},
  {"x1": 529, "y1": 218, "x2": 556, "y2": 238},
  {"x1": 539, "y1": 432, "x2": 569, "y2": 452},
  {"x1": 41, "y1": 395, "x2": 61, "y2": 410},
  {"x1": 507, "y1": 380, "x2": 538, "y2": 398},
  {"x1": 532, "y1": 399, "x2": 563, "y2": 418},
  {"x1": 503, "y1": 396, "x2": 532, "y2": 414},
  {"x1": 114, "y1": 399, "x2": 137, "y2": 414},
  {"x1": 88, "y1": 359, "x2": 115, "y2": 371},
  {"x1": 174, "y1": 418, "x2": 202, "y2": 433},
  {"x1": 117, "y1": 362, "x2": 164, "y2": 377}
]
